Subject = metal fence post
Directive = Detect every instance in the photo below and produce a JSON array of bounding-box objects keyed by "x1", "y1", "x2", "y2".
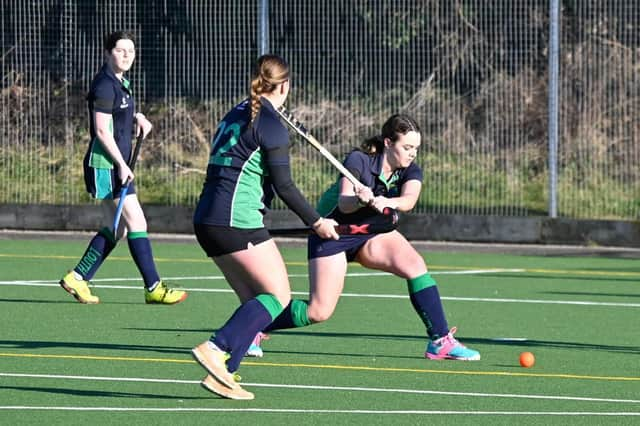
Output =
[
  {"x1": 62, "y1": 0, "x2": 74, "y2": 204},
  {"x1": 548, "y1": 0, "x2": 560, "y2": 218},
  {"x1": 258, "y1": 0, "x2": 269, "y2": 55}
]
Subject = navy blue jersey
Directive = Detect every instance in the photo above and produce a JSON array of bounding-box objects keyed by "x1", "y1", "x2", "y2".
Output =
[
  {"x1": 316, "y1": 149, "x2": 423, "y2": 224},
  {"x1": 194, "y1": 98, "x2": 320, "y2": 229},
  {"x1": 84, "y1": 63, "x2": 136, "y2": 169}
]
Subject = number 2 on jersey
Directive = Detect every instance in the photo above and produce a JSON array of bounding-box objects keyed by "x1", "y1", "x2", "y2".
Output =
[{"x1": 209, "y1": 121, "x2": 244, "y2": 166}]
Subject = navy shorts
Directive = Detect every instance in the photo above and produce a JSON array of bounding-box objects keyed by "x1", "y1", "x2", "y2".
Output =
[
  {"x1": 307, "y1": 233, "x2": 377, "y2": 261},
  {"x1": 194, "y1": 224, "x2": 272, "y2": 257},
  {"x1": 84, "y1": 165, "x2": 136, "y2": 200}
]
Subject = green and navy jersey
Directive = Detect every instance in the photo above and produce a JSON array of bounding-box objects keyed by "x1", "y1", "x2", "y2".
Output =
[
  {"x1": 317, "y1": 149, "x2": 423, "y2": 223},
  {"x1": 84, "y1": 63, "x2": 136, "y2": 169},
  {"x1": 194, "y1": 98, "x2": 318, "y2": 228}
]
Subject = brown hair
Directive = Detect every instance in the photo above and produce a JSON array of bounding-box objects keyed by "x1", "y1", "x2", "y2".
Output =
[
  {"x1": 250, "y1": 54, "x2": 290, "y2": 122},
  {"x1": 360, "y1": 114, "x2": 420, "y2": 154}
]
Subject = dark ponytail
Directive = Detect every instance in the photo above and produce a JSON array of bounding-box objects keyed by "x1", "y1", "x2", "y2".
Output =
[{"x1": 360, "y1": 114, "x2": 420, "y2": 154}]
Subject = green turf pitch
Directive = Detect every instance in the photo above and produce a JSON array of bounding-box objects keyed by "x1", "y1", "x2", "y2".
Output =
[{"x1": 0, "y1": 238, "x2": 638, "y2": 425}]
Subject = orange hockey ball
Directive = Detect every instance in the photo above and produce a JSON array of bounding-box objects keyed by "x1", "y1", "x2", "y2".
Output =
[{"x1": 519, "y1": 351, "x2": 535, "y2": 368}]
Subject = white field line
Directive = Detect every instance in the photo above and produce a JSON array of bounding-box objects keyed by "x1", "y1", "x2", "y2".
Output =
[
  {"x1": 0, "y1": 268, "x2": 524, "y2": 286},
  {"x1": 1, "y1": 372, "x2": 639, "y2": 406},
  {"x1": 0, "y1": 272, "x2": 639, "y2": 308},
  {"x1": 0, "y1": 407, "x2": 638, "y2": 416}
]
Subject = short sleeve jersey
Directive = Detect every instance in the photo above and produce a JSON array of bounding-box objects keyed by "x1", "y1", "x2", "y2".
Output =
[
  {"x1": 316, "y1": 149, "x2": 424, "y2": 223},
  {"x1": 85, "y1": 63, "x2": 135, "y2": 169},
  {"x1": 193, "y1": 98, "x2": 290, "y2": 228}
]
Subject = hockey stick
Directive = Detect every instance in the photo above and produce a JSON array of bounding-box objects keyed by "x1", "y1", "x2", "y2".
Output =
[
  {"x1": 112, "y1": 133, "x2": 144, "y2": 234},
  {"x1": 275, "y1": 105, "x2": 362, "y2": 188},
  {"x1": 270, "y1": 207, "x2": 398, "y2": 236}
]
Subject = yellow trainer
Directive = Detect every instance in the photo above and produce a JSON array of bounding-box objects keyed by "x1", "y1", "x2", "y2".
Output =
[
  {"x1": 201, "y1": 374, "x2": 254, "y2": 400},
  {"x1": 59, "y1": 271, "x2": 100, "y2": 304},
  {"x1": 145, "y1": 281, "x2": 187, "y2": 305},
  {"x1": 191, "y1": 341, "x2": 237, "y2": 389}
]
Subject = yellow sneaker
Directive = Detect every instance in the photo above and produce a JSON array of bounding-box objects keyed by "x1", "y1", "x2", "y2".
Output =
[
  {"x1": 201, "y1": 374, "x2": 254, "y2": 400},
  {"x1": 59, "y1": 271, "x2": 100, "y2": 304},
  {"x1": 145, "y1": 281, "x2": 187, "y2": 305},
  {"x1": 191, "y1": 341, "x2": 237, "y2": 389}
]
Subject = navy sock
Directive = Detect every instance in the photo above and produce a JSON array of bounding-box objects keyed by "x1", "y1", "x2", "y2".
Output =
[
  {"x1": 127, "y1": 231, "x2": 161, "y2": 289},
  {"x1": 213, "y1": 294, "x2": 283, "y2": 372},
  {"x1": 73, "y1": 228, "x2": 117, "y2": 280},
  {"x1": 263, "y1": 299, "x2": 312, "y2": 332},
  {"x1": 407, "y1": 273, "x2": 449, "y2": 340}
]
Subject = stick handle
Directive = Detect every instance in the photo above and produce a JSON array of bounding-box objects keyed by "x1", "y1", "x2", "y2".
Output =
[
  {"x1": 270, "y1": 208, "x2": 398, "y2": 236},
  {"x1": 112, "y1": 134, "x2": 144, "y2": 234},
  {"x1": 275, "y1": 106, "x2": 361, "y2": 188},
  {"x1": 128, "y1": 133, "x2": 144, "y2": 172},
  {"x1": 112, "y1": 184, "x2": 129, "y2": 232}
]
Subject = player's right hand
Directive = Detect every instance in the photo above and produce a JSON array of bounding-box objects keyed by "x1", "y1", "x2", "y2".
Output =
[
  {"x1": 118, "y1": 162, "x2": 135, "y2": 185},
  {"x1": 135, "y1": 113, "x2": 153, "y2": 138},
  {"x1": 370, "y1": 195, "x2": 395, "y2": 213},
  {"x1": 312, "y1": 217, "x2": 340, "y2": 240}
]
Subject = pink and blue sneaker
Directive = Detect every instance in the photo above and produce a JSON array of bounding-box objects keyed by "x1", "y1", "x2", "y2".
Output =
[
  {"x1": 246, "y1": 332, "x2": 269, "y2": 357},
  {"x1": 425, "y1": 327, "x2": 480, "y2": 361}
]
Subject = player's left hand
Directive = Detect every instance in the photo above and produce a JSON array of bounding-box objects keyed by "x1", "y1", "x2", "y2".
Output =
[{"x1": 135, "y1": 113, "x2": 153, "y2": 138}]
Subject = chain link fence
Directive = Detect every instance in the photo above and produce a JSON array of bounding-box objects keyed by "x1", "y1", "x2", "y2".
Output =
[{"x1": 1, "y1": 0, "x2": 638, "y2": 220}]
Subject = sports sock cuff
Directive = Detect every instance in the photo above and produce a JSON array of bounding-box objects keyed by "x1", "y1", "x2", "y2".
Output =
[
  {"x1": 127, "y1": 231, "x2": 149, "y2": 240},
  {"x1": 99, "y1": 227, "x2": 117, "y2": 245},
  {"x1": 407, "y1": 273, "x2": 437, "y2": 294},
  {"x1": 291, "y1": 299, "x2": 312, "y2": 327},
  {"x1": 255, "y1": 294, "x2": 284, "y2": 320}
]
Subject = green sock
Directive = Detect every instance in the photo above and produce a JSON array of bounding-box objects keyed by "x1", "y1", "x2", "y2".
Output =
[{"x1": 264, "y1": 299, "x2": 311, "y2": 331}]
